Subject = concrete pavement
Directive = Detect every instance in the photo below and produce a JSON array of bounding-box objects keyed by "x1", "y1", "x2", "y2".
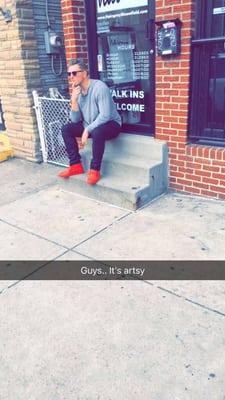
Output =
[{"x1": 0, "y1": 158, "x2": 225, "y2": 400}]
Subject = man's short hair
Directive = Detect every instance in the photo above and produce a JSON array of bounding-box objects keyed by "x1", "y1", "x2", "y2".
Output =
[{"x1": 69, "y1": 59, "x2": 89, "y2": 73}]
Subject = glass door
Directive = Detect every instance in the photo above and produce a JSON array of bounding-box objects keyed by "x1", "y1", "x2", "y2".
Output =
[{"x1": 87, "y1": 0, "x2": 154, "y2": 134}]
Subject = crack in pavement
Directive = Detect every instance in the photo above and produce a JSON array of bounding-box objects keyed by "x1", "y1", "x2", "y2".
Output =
[
  {"x1": 0, "y1": 209, "x2": 131, "y2": 253},
  {"x1": 2, "y1": 273, "x2": 225, "y2": 320},
  {"x1": 0, "y1": 218, "x2": 69, "y2": 250},
  {"x1": 71, "y1": 211, "x2": 132, "y2": 250},
  {"x1": 144, "y1": 281, "x2": 225, "y2": 318},
  {"x1": 0, "y1": 212, "x2": 132, "y2": 294}
]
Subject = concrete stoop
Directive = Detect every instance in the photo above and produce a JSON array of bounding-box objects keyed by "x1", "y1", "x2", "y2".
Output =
[{"x1": 59, "y1": 134, "x2": 168, "y2": 210}]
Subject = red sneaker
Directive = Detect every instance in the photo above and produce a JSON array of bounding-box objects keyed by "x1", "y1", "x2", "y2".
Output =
[
  {"x1": 58, "y1": 163, "x2": 84, "y2": 178},
  {"x1": 86, "y1": 169, "x2": 101, "y2": 185}
]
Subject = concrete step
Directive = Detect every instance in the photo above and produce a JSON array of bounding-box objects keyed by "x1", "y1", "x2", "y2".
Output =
[
  {"x1": 82, "y1": 154, "x2": 159, "y2": 181},
  {"x1": 59, "y1": 171, "x2": 150, "y2": 210},
  {"x1": 55, "y1": 134, "x2": 168, "y2": 210},
  {"x1": 81, "y1": 133, "x2": 166, "y2": 160}
]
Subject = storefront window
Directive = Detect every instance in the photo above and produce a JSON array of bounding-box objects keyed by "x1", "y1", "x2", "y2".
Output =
[
  {"x1": 190, "y1": 1, "x2": 225, "y2": 144},
  {"x1": 96, "y1": 0, "x2": 151, "y2": 131}
]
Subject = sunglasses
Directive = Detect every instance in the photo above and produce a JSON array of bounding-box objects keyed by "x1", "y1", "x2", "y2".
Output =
[{"x1": 67, "y1": 70, "x2": 83, "y2": 77}]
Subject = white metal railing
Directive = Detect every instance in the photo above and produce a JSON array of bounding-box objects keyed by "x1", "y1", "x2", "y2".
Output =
[{"x1": 33, "y1": 90, "x2": 70, "y2": 166}]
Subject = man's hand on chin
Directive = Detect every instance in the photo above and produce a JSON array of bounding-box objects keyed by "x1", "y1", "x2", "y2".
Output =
[{"x1": 81, "y1": 128, "x2": 89, "y2": 146}]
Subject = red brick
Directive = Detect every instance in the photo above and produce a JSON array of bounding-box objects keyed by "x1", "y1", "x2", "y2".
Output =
[
  {"x1": 210, "y1": 149, "x2": 217, "y2": 158},
  {"x1": 177, "y1": 178, "x2": 192, "y2": 186},
  {"x1": 172, "y1": 171, "x2": 185, "y2": 178},
  {"x1": 184, "y1": 186, "x2": 200, "y2": 194},
  {"x1": 215, "y1": 149, "x2": 224, "y2": 160},
  {"x1": 202, "y1": 177, "x2": 219, "y2": 185},
  {"x1": 170, "y1": 183, "x2": 184, "y2": 191},
  {"x1": 186, "y1": 146, "x2": 197, "y2": 157},
  {"x1": 202, "y1": 148, "x2": 210, "y2": 158},
  {"x1": 170, "y1": 160, "x2": 185, "y2": 167},
  {"x1": 212, "y1": 173, "x2": 225, "y2": 180},
  {"x1": 186, "y1": 162, "x2": 201, "y2": 170},
  {"x1": 210, "y1": 185, "x2": 225, "y2": 194},
  {"x1": 169, "y1": 154, "x2": 178, "y2": 161},
  {"x1": 178, "y1": 155, "x2": 192, "y2": 162},
  {"x1": 212, "y1": 160, "x2": 225, "y2": 167},
  {"x1": 201, "y1": 190, "x2": 218, "y2": 198},
  {"x1": 193, "y1": 182, "x2": 209, "y2": 190},
  {"x1": 180, "y1": 167, "x2": 193, "y2": 174},
  {"x1": 185, "y1": 173, "x2": 201, "y2": 182},
  {"x1": 195, "y1": 170, "x2": 211, "y2": 177},
  {"x1": 202, "y1": 165, "x2": 220, "y2": 173},
  {"x1": 170, "y1": 177, "x2": 177, "y2": 183},
  {"x1": 177, "y1": 143, "x2": 186, "y2": 150},
  {"x1": 170, "y1": 148, "x2": 184, "y2": 155}
]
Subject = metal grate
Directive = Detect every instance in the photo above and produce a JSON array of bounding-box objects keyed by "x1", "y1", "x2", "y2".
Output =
[{"x1": 33, "y1": 91, "x2": 70, "y2": 166}]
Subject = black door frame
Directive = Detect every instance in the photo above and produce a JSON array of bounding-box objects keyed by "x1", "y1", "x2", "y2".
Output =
[{"x1": 85, "y1": 0, "x2": 155, "y2": 136}]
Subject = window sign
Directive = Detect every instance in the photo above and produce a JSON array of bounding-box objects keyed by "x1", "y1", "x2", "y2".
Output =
[
  {"x1": 213, "y1": 7, "x2": 225, "y2": 15},
  {"x1": 97, "y1": 0, "x2": 148, "y2": 14},
  {"x1": 96, "y1": 0, "x2": 151, "y2": 129}
]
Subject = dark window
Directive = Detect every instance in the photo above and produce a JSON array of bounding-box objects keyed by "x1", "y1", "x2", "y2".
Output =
[{"x1": 190, "y1": 0, "x2": 225, "y2": 145}]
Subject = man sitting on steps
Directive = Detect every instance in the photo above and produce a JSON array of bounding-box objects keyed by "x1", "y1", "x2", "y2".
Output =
[{"x1": 58, "y1": 59, "x2": 122, "y2": 185}]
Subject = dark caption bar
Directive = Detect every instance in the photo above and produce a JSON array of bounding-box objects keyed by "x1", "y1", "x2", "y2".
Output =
[{"x1": 0, "y1": 260, "x2": 225, "y2": 280}]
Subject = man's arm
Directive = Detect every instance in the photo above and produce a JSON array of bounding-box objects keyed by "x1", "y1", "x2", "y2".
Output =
[{"x1": 85, "y1": 83, "x2": 112, "y2": 132}]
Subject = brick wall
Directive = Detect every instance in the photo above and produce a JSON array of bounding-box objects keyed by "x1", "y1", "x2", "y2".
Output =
[
  {"x1": 155, "y1": 0, "x2": 225, "y2": 200},
  {"x1": 0, "y1": 0, "x2": 42, "y2": 161},
  {"x1": 60, "y1": 0, "x2": 88, "y2": 65},
  {"x1": 0, "y1": 1, "x2": 42, "y2": 160}
]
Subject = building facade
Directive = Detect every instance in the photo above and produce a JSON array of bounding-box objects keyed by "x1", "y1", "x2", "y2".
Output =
[
  {"x1": 61, "y1": 0, "x2": 225, "y2": 201},
  {"x1": 1, "y1": 1, "x2": 225, "y2": 200},
  {"x1": 0, "y1": 0, "x2": 67, "y2": 161}
]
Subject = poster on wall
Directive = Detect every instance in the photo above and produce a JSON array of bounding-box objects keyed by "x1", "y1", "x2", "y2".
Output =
[{"x1": 96, "y1": 0, "x2": 151, "y2": 127}]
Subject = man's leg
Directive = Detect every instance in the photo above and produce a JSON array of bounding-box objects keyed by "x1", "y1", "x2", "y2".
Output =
[
  {"x1": 87, "y1": 121, "x2": 120, "y2": 185},
  {"x1": 61, "y1": 121, "x2": 84, "y2": 165},
  {"x1": 58, "y1": 121, "x2": 84, "y2": 178},
  {"x1": 90, "y1": 121, "x2": 121, "y2": 170}
]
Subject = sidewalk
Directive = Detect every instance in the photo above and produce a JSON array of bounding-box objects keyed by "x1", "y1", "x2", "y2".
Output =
[{"x1": 0, "y1": 158, "x2": 225, "y2": 400}]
